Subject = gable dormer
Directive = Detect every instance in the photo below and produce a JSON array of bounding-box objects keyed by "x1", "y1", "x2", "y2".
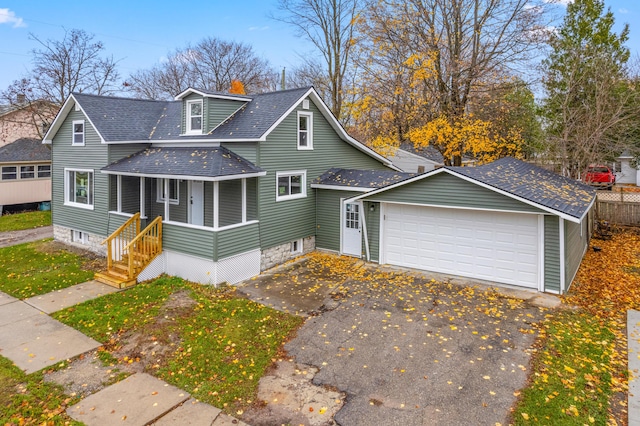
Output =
[{"x1": 175, "y1": 88, "x2": 250, "y2": 136}]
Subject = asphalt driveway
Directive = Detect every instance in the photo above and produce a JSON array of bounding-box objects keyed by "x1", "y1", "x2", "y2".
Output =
[{"x1": 241, "y1": 256, "x2": 550, "y2": 425}]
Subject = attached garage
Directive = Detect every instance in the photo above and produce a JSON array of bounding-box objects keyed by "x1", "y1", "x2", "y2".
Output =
[
  {"x1": 340, "y1": 157, "x2": 597, "y2": 294},
  {"x1": 383, "y1": 204, "x2": 540, "y2": 289}
]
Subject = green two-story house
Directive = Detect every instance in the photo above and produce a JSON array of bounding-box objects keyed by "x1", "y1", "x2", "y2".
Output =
[{"x1": 43, "y1": 87, "x2": 402, "y2": 286}]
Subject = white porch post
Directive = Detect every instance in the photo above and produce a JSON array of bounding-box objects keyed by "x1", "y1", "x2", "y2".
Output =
[
  {"x1": 241, "y1": 178, "x2": 247, "y2": 223},
  {"x1": 116, "y1": 175, "x2": 122, "y2": 212},
  {"x1": 213, "y1": 181, "x2": 219, "y2": 228},
  {"x1": 164, "y1": 179, "x2": 170, "y2": 221},
  {"x1": 140, "y1": 177, "x2": 146, "y2": 217}
]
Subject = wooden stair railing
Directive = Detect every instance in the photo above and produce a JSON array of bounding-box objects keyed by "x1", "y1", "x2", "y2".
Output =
[{"x1": 95, "y1": 214, "x2": 163, "y2": 288}]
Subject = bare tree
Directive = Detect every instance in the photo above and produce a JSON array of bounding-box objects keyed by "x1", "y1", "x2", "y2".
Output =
[
  {"x1": 3, "y1": 29, "x2": 120, "y2": 107},
  {"x1": 126, "y1": 38, "x2": 276, "y2": 99},
  {"x1": 273, "y1": 0, "x2": 360, "y2": 120}
]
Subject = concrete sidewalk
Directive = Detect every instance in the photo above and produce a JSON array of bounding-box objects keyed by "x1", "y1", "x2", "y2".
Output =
[{"x1": 628, "y1": 310, "x2": 640, "y2": 426}]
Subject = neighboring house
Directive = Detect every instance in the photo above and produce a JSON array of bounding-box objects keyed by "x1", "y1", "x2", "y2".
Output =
[
  {"x1": 0, "y1": 138, "x2": 52, "y2": 214},
  {"x1": 388, "y1": 142, "x2": 475, "y2": 173},
  {"x1": 0, "y1": 99, "x2": 57, "y2": 147},
  {"x1": 616, "y1": 151, "x2": 640, "y2": 186},
  {"x1": 43, "y1": 87, "x2": 595, "y2": 294}
]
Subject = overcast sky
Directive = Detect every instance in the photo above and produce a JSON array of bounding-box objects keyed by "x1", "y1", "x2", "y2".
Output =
[{"x1": 0, "y1": 0, "x2": 637, "y2": 96}]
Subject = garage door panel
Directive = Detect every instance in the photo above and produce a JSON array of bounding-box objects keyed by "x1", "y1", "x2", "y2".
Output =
[{"x1": 383, "y1": 205, "x2": 539, "y2": 288}]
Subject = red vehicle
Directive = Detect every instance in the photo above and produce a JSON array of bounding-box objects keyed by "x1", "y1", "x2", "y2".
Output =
[{"x1": 583, "y1": 164, "x2": 616, "y2": 190}]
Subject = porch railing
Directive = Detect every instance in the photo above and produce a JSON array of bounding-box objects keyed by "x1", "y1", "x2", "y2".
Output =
[
  {"x1": 124, "y1": 216, "x2": 163, "y2": 279},
  {"x1": 102, "y1": 212, "x2": 140, "y2": 271}
]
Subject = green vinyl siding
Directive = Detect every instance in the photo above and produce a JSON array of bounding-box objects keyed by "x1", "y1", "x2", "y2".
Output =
[
  {"x1": 149, "y1": 179, "x2": 188, "y2": 223},
  {"x1": 219, "y1": 180, "x2": 242, "y2": 227},
  {"x1": 204, "y1": 181, "x2": 214, "y2": 228},
  {"x1": 544, "y1": 215, "x2": 561, "y2": 293},
  {"x1": 120, "y1": 175, "x2": 140, "y2": 213},
  {"x1": 365, "y1": 173, "x2": 545, "y2": 214},
  {"x1": 107, "y1": 212, "x2": 132, "y2": 234},
  {"x1": 163, "y1": 222, "x2": 215, "y2": 260},
  {"x1": 315, "y1": 189, "x2": 362, "y2": 252},
  {"x1": 222, "y1": 142, "x2": 257, "y2": 163},
  {"x1": 108, "y1": 143, "x2": 149, "y2": 162},
  {"x1": 246, "y1": 178, "x2": 257, "y2": 221},
  {"x1": 217, "y1": 222, "x2": 260, "y2": 259},
  {"x1": 364, "y1": 201, "x2": 380, "y2": 262},
  {"x1": 207, "y1": 98, "x2": 246, "y2": 131},
  {"x1": 51, "y1": 109, "x2": 109, "y2": 237},
  {"x1": 564, "y1": 218, "x2": 589, "y2": 290},
  {"x1": 257, "y1": 99, "x2": 387, "y2": 250}
]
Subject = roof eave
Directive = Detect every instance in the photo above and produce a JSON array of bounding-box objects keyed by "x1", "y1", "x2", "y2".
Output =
[
  {"x1": 42, "y1": 94, "x2": 106, "y2": 144},
  {"x1": 310, "y1": 184, "x2": 373, "y2": 192},
  {"x1": 174, "y1": 88, "x2": 252, "y2": 101},
  {"x1": 100, "y1": 170, "x2": 266, "y2": 181}
]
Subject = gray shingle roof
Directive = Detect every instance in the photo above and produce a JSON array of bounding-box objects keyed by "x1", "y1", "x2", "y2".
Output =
[
  {"x1": 74, "y1": 87, "x2": 311, "y2": 142},
  {"x1": 448, "y1": 157, "x2": 596, "y2": 219},
  {"x1": 398, "y1": 142, "x2": 444, "y2": 163},
  {"x1": 0, "y1": 138, "x2": 51, "y2": 163},
  {"x1": 73, "y1": 93, "x2": 169, "y2": 142},
  {"x1": 209, "y1": 87, "x2": 311, "y2": 140},
  {"x1": 314, "y1": 168, "x2": 414, "y2": 189},
  {"x1": 101, "y1": 146, "x2": 263, "y2": 178}
]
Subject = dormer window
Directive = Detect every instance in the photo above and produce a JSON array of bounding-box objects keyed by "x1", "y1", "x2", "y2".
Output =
[{"x1": 186, "y1": 100, "x2": 203, "y2": 134}]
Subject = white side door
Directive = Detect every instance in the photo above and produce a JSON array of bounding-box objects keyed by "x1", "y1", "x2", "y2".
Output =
[
  {"x1": 189, "y1": 180, "x2": 204, "y2": 226},
  {"x1": 342, "y1": 202, "x2": 362, "y2": 257}
]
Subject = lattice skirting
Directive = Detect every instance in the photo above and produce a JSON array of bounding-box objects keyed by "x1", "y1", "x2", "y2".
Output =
[{"x1": 137, "y1": 249, "x2": 261, "y2": 285}]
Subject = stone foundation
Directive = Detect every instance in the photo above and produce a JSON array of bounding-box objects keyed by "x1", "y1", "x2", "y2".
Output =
[
  {"x1": 53, "y1": 224, "x2": 107, "y2": 255},
  {"x1": 261, "y1": 236, "x2": 315, "y2": 271}
]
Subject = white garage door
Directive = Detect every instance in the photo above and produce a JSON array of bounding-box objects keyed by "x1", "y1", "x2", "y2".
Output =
[{"x1": 383, "y1": 204, "x2": 539, "y2": 288}]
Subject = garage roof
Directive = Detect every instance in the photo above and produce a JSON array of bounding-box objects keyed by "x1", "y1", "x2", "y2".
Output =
[
  {"x1": 312, "y1": 168, "x2": 413, "y2": 191},
  {"x1": 348, "y1": 157, "x2": 596, "y2": 222}
]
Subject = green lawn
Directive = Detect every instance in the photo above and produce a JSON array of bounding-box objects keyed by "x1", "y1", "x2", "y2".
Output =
[
  {"x1": 0, "y1": 356, "x2": 81, "y2": 425},
  {"x1": 0, "y1": 240, "x2": 96, "y2": 298},
  {"x1": 512, "y1": 310, "x2": 616, "y2": 425},
  {"x1": 0, "y1": 211, "x2": 51, "y2": 232},
  {"x1": 53, "y1": 276, "x2": 305, "y2": 413}
]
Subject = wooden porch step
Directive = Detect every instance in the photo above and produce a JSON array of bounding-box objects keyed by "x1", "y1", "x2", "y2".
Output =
[{"x1": 95, "y1": 271, "x2": 137, "y2": 289}]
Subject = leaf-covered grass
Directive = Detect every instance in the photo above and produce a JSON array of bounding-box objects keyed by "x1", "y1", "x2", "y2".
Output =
[
  {"x1": 513, "y1": 311, "x2": 616, "y2": 425},
  {"x1": 0, "y1": 240, "x2": 97, "y2": 298},
  {"x1": 53, "y1": 276, "x2": 304, "y2": 413},
  {"x1": 0, "y1": 356, "x2": 81, "y2": 425},
  {"x1": 512, "y1": 229, "x2": 639, "y2": 424},
  {"x1": 0, "y1": 210, "x2": 51, "y2": 232}
]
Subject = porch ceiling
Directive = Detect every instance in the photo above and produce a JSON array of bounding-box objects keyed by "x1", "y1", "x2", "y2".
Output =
[{"x1": 101, "y1": 146, "x2": 264, "y2": 180}]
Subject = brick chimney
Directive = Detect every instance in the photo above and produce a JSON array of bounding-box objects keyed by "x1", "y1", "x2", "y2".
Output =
[{"x1": 16, "y1": 94, "x2": 26, "y2": 104}]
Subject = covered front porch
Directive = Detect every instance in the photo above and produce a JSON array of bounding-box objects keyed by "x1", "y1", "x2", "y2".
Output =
[{"x1": 97, "y1": 146, "x2": 266, "y2": 286}]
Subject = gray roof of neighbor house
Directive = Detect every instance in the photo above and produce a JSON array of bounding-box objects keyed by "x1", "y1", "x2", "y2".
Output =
[
  {"x1": 314, "y1": 168, "x2": 414, "y2": 189},
  {"x1": 449, "y1": 157, "x2": 596, "y2": 219},
  {"x1": 101, "y1": 146, "x2": 263, "y2": 178},
  {"x1": 0, "y1": 138, "x2": 51, "y2": 163},
  {"x1": 398, "y1": 142, "x2": 444, "y2": 163},
  {"x1": 73, "y1": 87, "x2": 312, "y2": 142}
]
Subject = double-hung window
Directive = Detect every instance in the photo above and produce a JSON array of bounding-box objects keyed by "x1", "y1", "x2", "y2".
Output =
[
  {"x1": 1, "y1": 166, "x2": 17, "y2": 180},
  {"x1": 276, "y1": 171, "x2": 306, "y2": 201},
  {"x1": 186, "y1": 100, "x2": 203, "y2": 134},
  {"x1": 37, "y1": 165, "x2": 51, "y2": 178},
  {"x1": 297, "y1": 111, "x2": 313, "y2": 150},
  {"x1": 157, "y1": 179, "x2": 179, "y2": 204},
  {"x1": 20, "y1": 165, "x2": 35, "y2": 179},
  {"x1": 65, "y1": 169, "x2": 94, "y2": 209},
  {"x1": 72, "y1": 120, "x2": 85, "y2": 145}
]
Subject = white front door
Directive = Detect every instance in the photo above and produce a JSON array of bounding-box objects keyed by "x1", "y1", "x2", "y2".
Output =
[
  {"x1": 189, "y1": 181, "x2": 204, "y2": 226},
  {"x1": 342, "y1": 202, "x2": 362, "y2": 256}
]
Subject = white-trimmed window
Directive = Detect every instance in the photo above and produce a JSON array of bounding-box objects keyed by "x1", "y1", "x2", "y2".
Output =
[
  {"x1": 157, "y1": 178, "x2": 179, "y2": 204},
  {"x1": 20, "y1": 165, "x2": 35, "y2": 179},
  {"x1": 72, "y1": 120, "x2": 85, "y2": 145},
  {"x1": 297, "y1": 111, "x2": 313, "y2": 149},
  {"x1": 65, "y1": 168, "x2": 94, "y2": 209},
  {"x1": 37, "y1": 165, "x2": 51, "y2": 178},
  {"x1": 276, "y1": 171, "x2": 306, "y2": 201},
  {"x1": 1, "y1": 166, "x2": 17, "y2": 180},
  {"x1": 186, "y1": 100, "x2": 203, "y2": 134},
  {"x1": 72, "y1": 230, "x2": 88, "y2": 244}
]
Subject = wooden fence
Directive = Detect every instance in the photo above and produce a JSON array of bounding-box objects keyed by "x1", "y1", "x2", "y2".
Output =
[{"x1": 595, "y1": 189, "x2": 640, "y2": 226}]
